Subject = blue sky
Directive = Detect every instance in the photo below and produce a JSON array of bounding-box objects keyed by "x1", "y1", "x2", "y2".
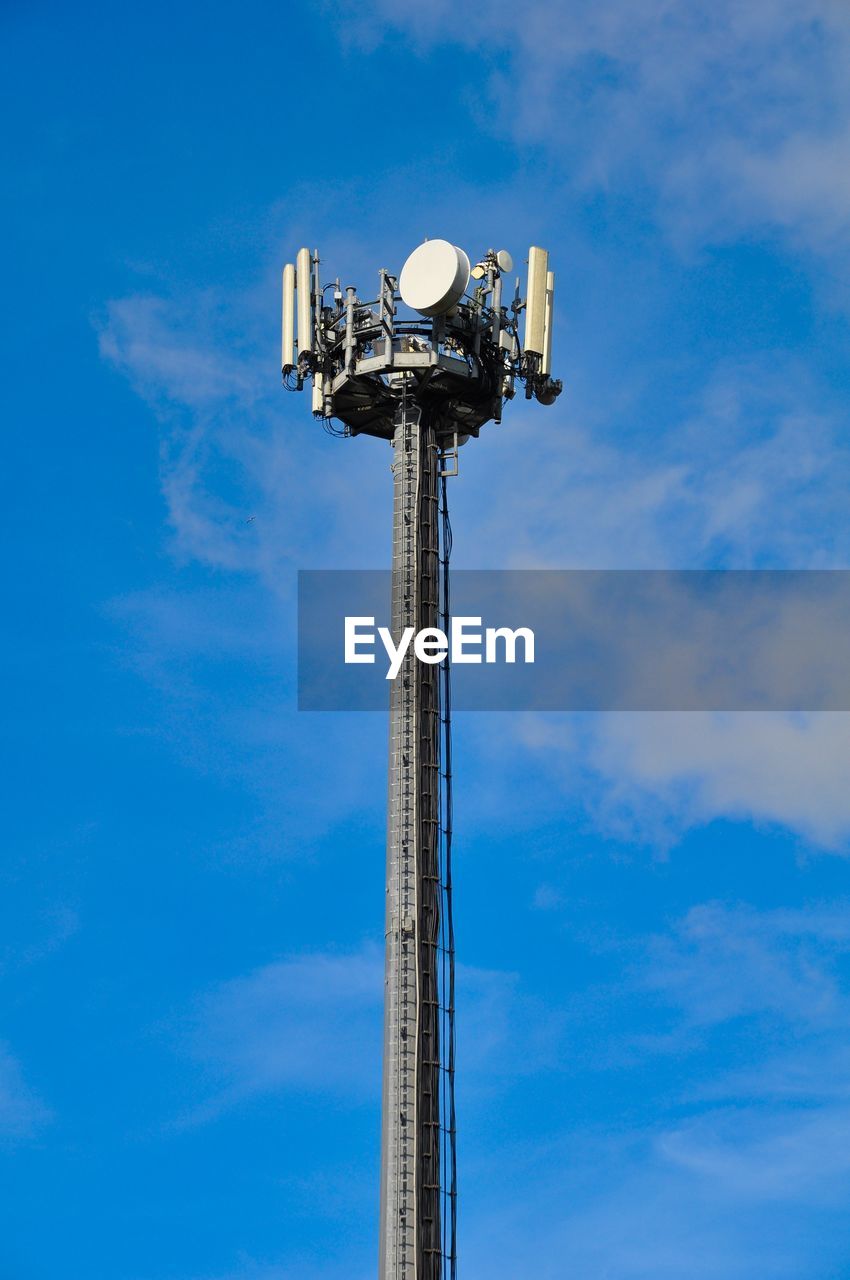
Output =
[{"x1": 5, "y1": 1, "x2": 850, "y2": 1276}]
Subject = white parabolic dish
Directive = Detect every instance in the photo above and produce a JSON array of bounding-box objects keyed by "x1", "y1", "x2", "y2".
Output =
[{"x1": 399, "y1": 240, "x2": 471, "y2": 317}]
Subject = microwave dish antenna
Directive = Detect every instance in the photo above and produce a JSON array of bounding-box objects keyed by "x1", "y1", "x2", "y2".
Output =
[{"x1": 399, "y1": 239, "x2": 471, "y2": 317}]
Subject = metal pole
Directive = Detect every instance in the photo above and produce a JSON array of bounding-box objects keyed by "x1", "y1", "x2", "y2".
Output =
[
  {"x1": 380, "y1": 385, "x2": 442, "y2": 1280},
  {"x1": 281, "y1": 237, "x2": 562, "y2": 1280}
]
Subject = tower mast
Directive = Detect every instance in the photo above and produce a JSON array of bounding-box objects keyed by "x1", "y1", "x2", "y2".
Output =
[
  {"x1": 381, "y1": 394, "x2": 442, "y2": 1278},
  {"x1": 282, "y1": 238, "x2": 561, "y2": 1279}
]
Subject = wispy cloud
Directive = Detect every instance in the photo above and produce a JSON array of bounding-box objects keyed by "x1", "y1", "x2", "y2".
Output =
[
  {"x1": 104, "y1": 284, "x2": 850, "y2": 580},
  {"x1": 177, "y1": 945, "x2": 384, "y2": 1123},
  {"x1": 460, "y1": 1123, "x2": 847, "y2": 1277},
  {"x1": 99, "y1": 289, "x2": 295, "y2": 576},
  {"x1": 582, "y1": 711, "x2": 850, "y2": 850},
  {"x1": 0, "y1": 1044, "x2": 50, "y2": 1141},
  {"x1": 99, "y1": 281, "x2": 394, "y2": 582},
  {"x1": 465, "y1": 365, "x2": 850, "y2": 570},
  {"x1": 100, "y1": 267, "x2": 850, "y2": 846},
  {"x1": 642, "y1": 900, "x2": 850, "y2": 1028},
  {"x1": 97, "y1": 154, "x2": 850, "y2": 859},
  {"x1": 456, "y1": 897, "x2": 850, "y2": 1277},
  {"x1": 99, "y1": 294, "x2": 265, "y2": 410},
  {"x1": 330, "y1": 0, "x2": 850, "y2": 258},
  {"x1": 174, "y1": 944, "x2": 554, "y2": 1126},
  {"x1": 659, "y1": 1103, "x2": 850, "y2": 1201}
]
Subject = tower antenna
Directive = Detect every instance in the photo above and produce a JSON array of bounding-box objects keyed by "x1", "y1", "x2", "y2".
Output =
[{"x1": 282, "y1": 237, "x2": 562, "y2": 1280}]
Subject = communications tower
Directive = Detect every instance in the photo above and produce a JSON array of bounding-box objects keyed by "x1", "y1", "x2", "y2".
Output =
[{"x1": 281, "y1": 238, "x2": 561, "y2": 1279}]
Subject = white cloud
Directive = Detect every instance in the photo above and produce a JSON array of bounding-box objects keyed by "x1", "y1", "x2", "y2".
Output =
[
  {"x1": 99, "y1": 283, "x2": 394, "y2": 580},
  {"x1": 101, "y1": 275, "x2": 850, "y2": 851},
  {"x1": 455, "y1": 897, "x2": 850, "y2": 1278},
  {"x1": 98, "y1": 202, "x2": 850, "y2": 855},
  {"x1": 176, "y1": 942, "x2": 555, "y2": 1126},
  {"x1": 99, "y1": 294, "x2": 264, "y2": 410},
  {"x1": 463, "y1": 703, "x2": 850, "y2": 853},
  {"x1": 461, "y1": 366, "x2": 850, "y2": 570},
  {"x1": 588, "y1": 712, "x2": 850, "y2": 850},
  {"x1": 330, "y1": 0, "x2": 850, "y2": 257},
  {"x1": 509, "y1": 709, "x2": 850, "y2": 851},
  {"x1": 460, "y1": 1123, "x2": 845, "y2": 1277},
  {"x1": 659, "y1": 1103, "x2": 850, "y2": 1200},
  {"x1": 641, "y1": 900, "x2": 850, "y2": 1027},
  {"x1": 179, "y1": 946, "x2": 384, "y2": 1121},
  {"x1": 163, "y1": 896, "x2": 850, "y2": 1277}
]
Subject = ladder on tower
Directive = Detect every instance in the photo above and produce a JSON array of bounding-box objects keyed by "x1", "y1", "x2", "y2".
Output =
[{"x1": 380, "y1": 385, "x2": 456, "y2": 1280}]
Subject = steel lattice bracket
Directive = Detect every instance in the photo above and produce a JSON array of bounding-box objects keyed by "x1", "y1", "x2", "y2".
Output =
[{"x1": 281, "y1": 240, "x2": 562, "y2": 443}]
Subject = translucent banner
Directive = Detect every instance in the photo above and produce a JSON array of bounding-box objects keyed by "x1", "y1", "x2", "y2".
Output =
[{"x1": 297, "y1": 570, "x2": 850, "y2": 712}]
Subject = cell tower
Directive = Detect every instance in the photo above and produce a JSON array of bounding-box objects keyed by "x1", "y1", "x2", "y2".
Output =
[{"x1": 282, "y1": 238, "x2": 561, "y2": 1279}]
